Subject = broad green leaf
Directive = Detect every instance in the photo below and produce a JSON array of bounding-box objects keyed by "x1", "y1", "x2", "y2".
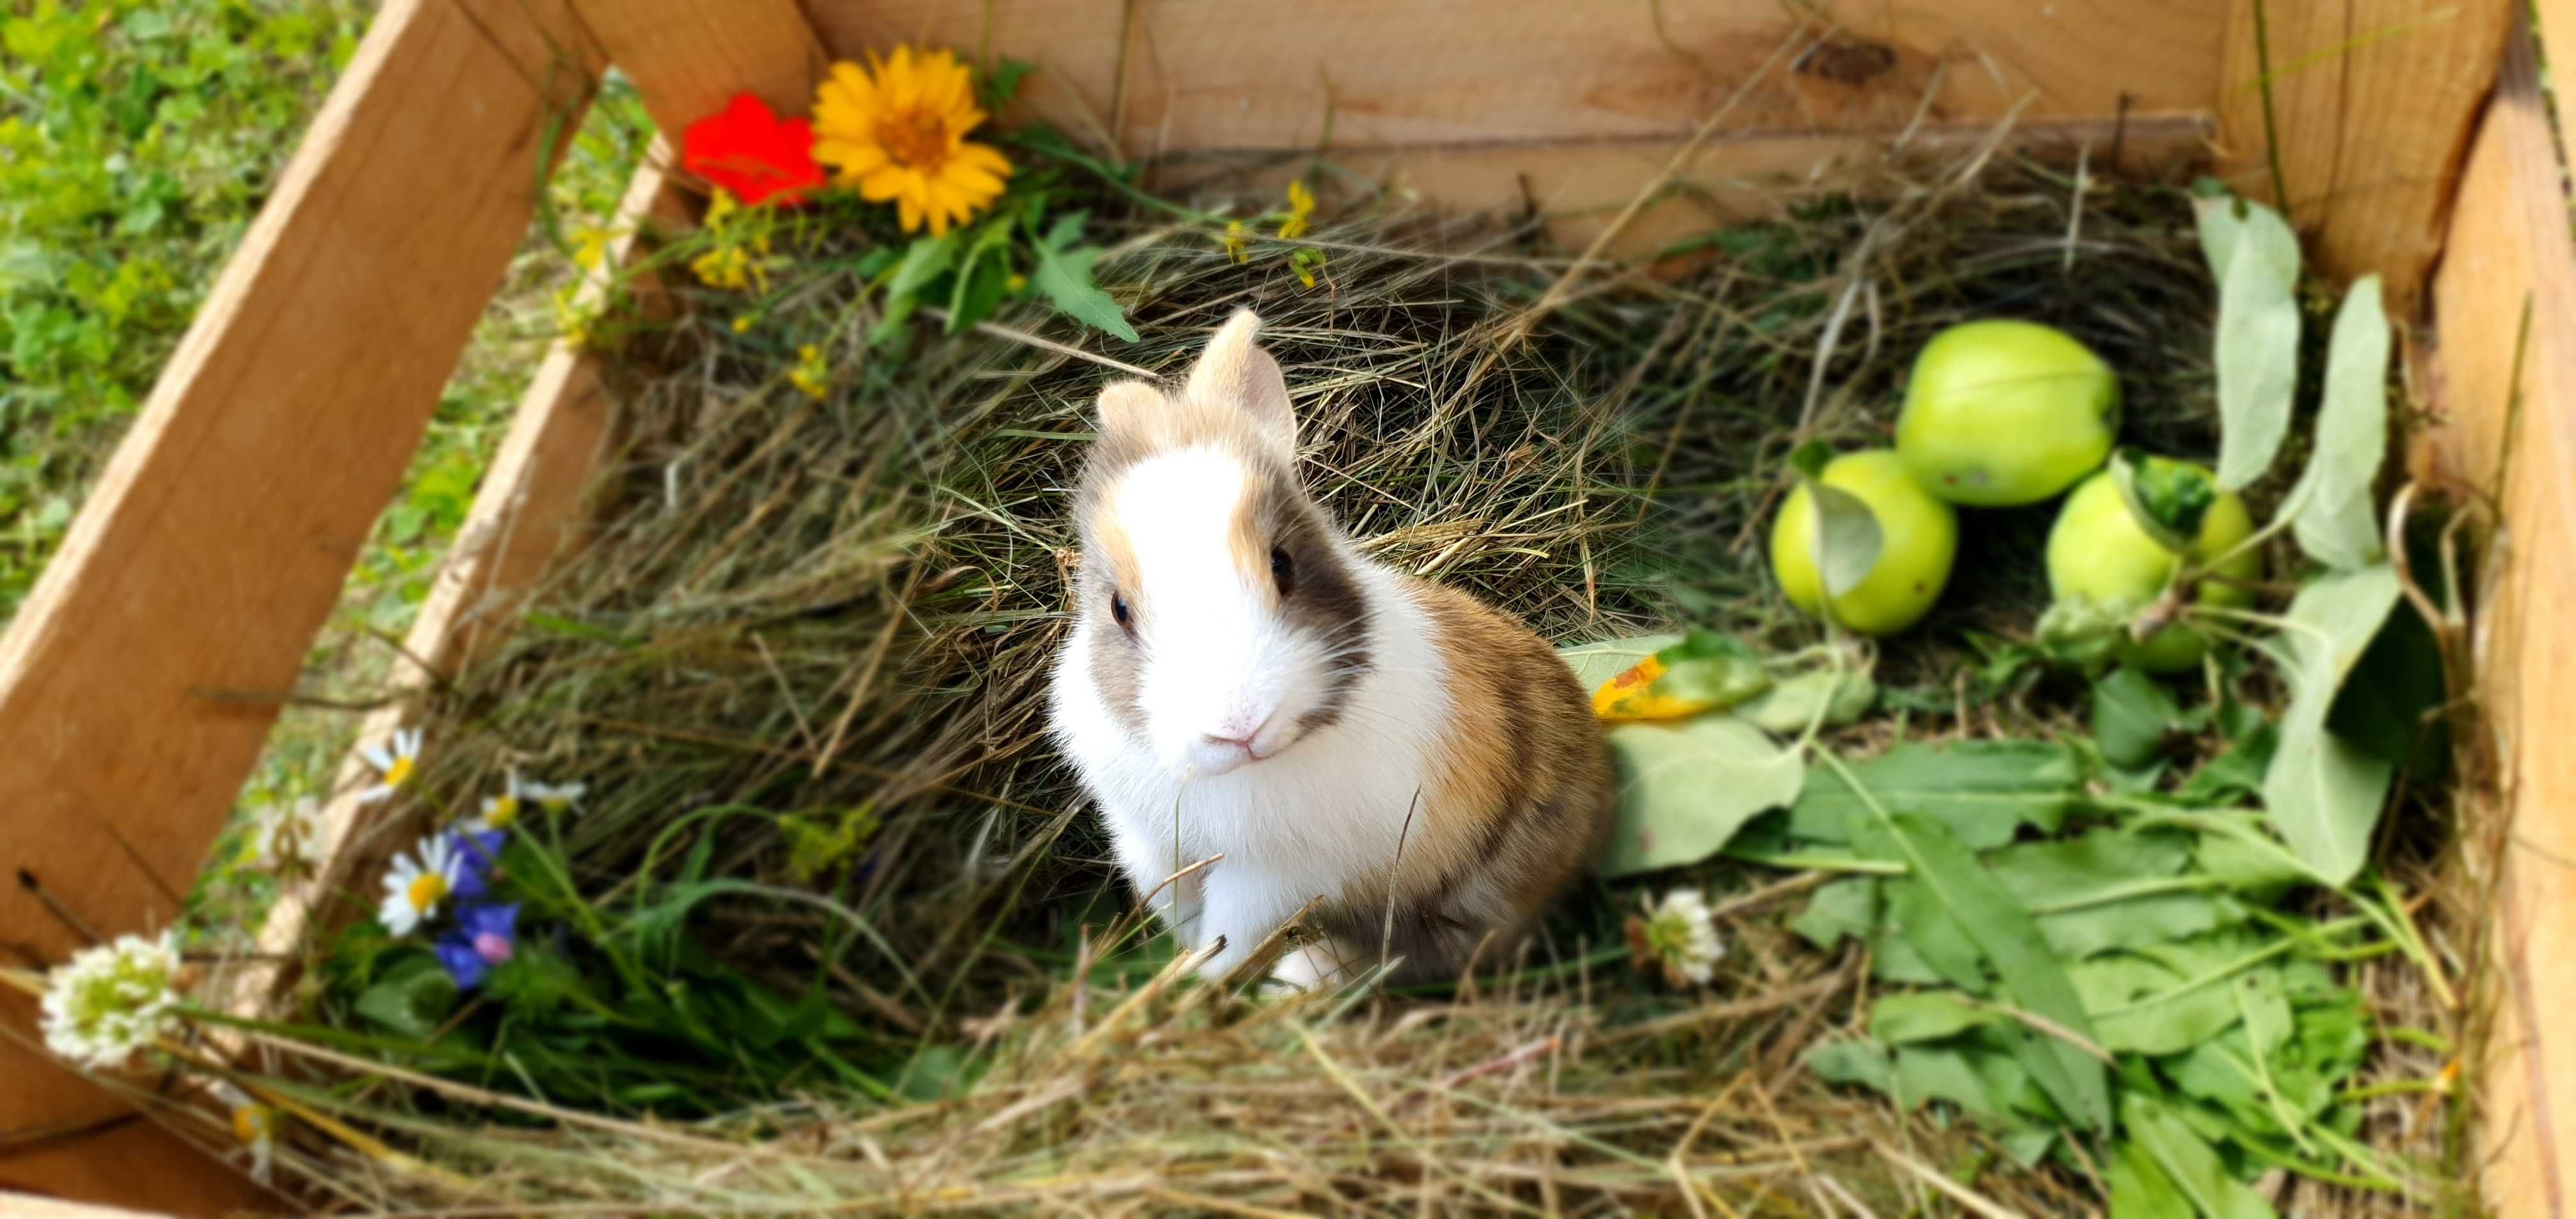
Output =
[
  {"x1": 1894, "y1": 1044, "x2": 2012, "y2": 1121},
  {"x1": 1871, "y1": 990, "x2": 1991, "y2": 1043},
  {"x1": 2326, "y1": 592, "x2": 2448, "y2": 774},
  {"x1": 2261, "y1": 564, "x2": 2405, "y2": 884},
  {"x1": 1789, "y1": 877, "x2": 1877, "y2": 949},
  {"x1": 1885, "y1": 875, "x2": 1989, "y2": 992},
  {"x1": 870, "y1": 232, "x2": 958, "y2": 344},
  {"x1": 2110, "y1": 450, "x2": 2217, "y2": 555},
  {"x1": 1738, "y1": 668, "x2": 1877, "y2": 733},
  {"x1": 1788, "y1": 740, "x2": 2080, "y2": 848},
  {"x1": 2192, "y1": 194, "x2": 2301, "y2": 295},
  {"x1": 1987, "y1": 830, "x2": 2230, "y2": 959},
  {"x1": 2290, "y1": 275, "x2": 2390, "y2": 569},
  {"x1": 2124, "y1": 1093, "x2": 2279, "y2": 1219},
  {"x1": 354, "y1": 954, "x2": 459, "y2": 1039},
  {"x1": 2212, "y1": 234, "x2": 2303, "y2": 491},
  {"x1": 1808, "y1": 482, "x2": 1883, "y2": 600},
  {"x1": 1028, "y1": 211, "x2": 1138, "y2": 342},
  {"x1": 1843, "y1": 804, "x2": 2111, "y2": 1130},
  {"x1": 1556, "y1": 634, "x2": 1683, "y2": 689},
  {"x1": 1596, "y1": 716, "x2": 1803, "y2": 876},
  {"x1": 1639, "y1": 631, "x2": 1770, "y2": 709},
  {"x1": 2108, "y1": 1140, "x2": 2197, "y2": 1219},
  {"x1": 1806, "y1": 1040, "x2": 1894, "y2": 1092},
  {"x1": 2095, "y1": 665, "x2": 2186, "y2": 769}
]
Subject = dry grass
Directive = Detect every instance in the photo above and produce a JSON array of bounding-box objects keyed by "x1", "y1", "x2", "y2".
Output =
[{"x1": 211, "y1": 144, "x2": 2488, "y2": 1216}]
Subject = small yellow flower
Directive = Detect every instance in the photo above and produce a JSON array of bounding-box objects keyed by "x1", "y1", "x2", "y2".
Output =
[
  {"x1": 1277, "y1": 180, "x2": 1316, "y2": 240},
  {"x1": 1220, "y1": 220, "x2": 1249, "y2": 264},
  {"x1": 1005, "y1": 272, "x2": 1029, "y2": 293},
  {"x1": 789, "y1": 344, "x2": 831, "y2": 400},
  {"x1": 731, "y1": 312, "x2": 757, "y2": 334},
  {"x1": 211, "y1": 1082, "x2": 277, "y2": 1186},
  {"x1": 812, "y1": 48, "x2": 1013, "y2": 237},
  {"x1": 357, "y1": 728, "x2": 422, "y2": 806},
  {"x1": 570, "y1": 225, "x2": 616, "y2": 272},
  {"x1": 690, "y1": 187, "x2": 779, "y2": 293},
  {"x1": 1290, "y1": 247, "x2": 1328, "y2": 290},
  {"x1": 473, "y1": 773, "x2": 528, "y2": 834},
  {"x1": 551, "y1": 284, "x2": 597, "y2": 347}
]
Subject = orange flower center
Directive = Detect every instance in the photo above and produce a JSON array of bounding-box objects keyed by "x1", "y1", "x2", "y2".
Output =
[{"x1": 877, "y1": 109, "x2": 951, "y2": 170}]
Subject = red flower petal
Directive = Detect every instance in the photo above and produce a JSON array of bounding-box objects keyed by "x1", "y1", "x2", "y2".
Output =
[{"x1": 682, "y1": 92, "x2": 825, "y2": 207}]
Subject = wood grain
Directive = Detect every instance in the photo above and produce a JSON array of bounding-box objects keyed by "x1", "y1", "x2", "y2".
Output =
[
  {"x1": 1155, "y1": 114, "x2": 2211, "y2": 264},
  {"x1": 568, "y1": 0, "x2": 827, "y2": 148},
  {"x1": 2216, "y1": 0, "x2": 2512, "y2": 309},
  {"x1": 808, "y1": 0, "x2": 2230, "y2": 153},
  {"x1": 0, "y1": 0, "x2": 597, "y2": 1208},
  {"x1": 2422, "y1": 16, "x2": 2576, "y2": 1218},
  {"x1": 238, "y1": 153, "x2": 684, "y2": 1010}
]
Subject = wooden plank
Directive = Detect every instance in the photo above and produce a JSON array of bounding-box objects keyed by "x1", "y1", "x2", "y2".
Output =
[
  {"x1": 2421, "y1": 17, "x2": 2576, "y2": 1218},
  {"x1": 0, "y1": 1121, "x2": 248, "y2": 1218},
  {"x1": 807, "y1": 0, "x2": 2230, "y2": 153},
  {"x1": 0, "y1": 0, "x2": 599, "y2": 1209},
  {"x1": 239, "y1": 153, "x2": 686, "y2": 1005},
  {"x1": 2215, "y1": 0, "x2": 2512, "y2": 309},
  {"x1": 568, "y1": 0, "x2": 826, "y2": 143},
  {"x1": 1154, "y1": 114, "x2": 2212, "y2": 261},
  {"x1": 0, "y1": 1188, "x2": 173, "y2": 1219}
]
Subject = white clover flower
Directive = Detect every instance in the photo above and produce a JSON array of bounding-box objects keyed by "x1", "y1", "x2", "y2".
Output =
[
  {"x1": 356, "y1": 726, "x2": 423, "y2": 806},
  {"x1": 40, "y1": 931, "x2": 185, "y2": 1070},
  {"x1": 210, "y1": 1080, "x2": 276, "y2": 1186},
  {"x1": 518, "y1": 777, "x2": 586, "y2": 815},
  {"x1": 378, "y1": 833, "x2": 463, "y2": 937},
  {"x1": 1627, "y1": 887, "x2": 1724, "y2": 989},
  {"x1": 250, "y1": 796, "x2": 328, "y2": 875},
  {"x1": 470, "y1": 772, "x2": 526, "y2": 834}
]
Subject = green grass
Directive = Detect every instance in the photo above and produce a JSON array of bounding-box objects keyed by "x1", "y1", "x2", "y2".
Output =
[
  {"x1": 0, "y1": 0, "x2": 652, "y2": 911},
  {"x1": 1, "y1": 0, "x2": 366, "y2": 613}
]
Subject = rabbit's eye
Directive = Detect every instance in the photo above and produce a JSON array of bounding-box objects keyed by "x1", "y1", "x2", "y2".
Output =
[
  {"x1": 1269, "y1": 546, "x2": 1296, "y2": 597},
  {"x1": 1110, "y1": 592, "x2": 1133, "y2": 631}
]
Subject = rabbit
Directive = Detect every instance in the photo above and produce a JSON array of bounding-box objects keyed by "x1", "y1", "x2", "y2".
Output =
[{"x1": 1046, "y1": 309, "x2": 1618, "y2": 990}]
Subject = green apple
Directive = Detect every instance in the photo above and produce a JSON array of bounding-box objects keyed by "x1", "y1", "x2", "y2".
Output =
[
  {"x1": 1897, "y1": 320, "x2": 2119, "y2": 507},
  {"x1": 2046, "y1": 459, "x2": 2261, "y2": 673},
  {"x1": 1772, "y1": 449, "x2": 1958, "y2": 636}
]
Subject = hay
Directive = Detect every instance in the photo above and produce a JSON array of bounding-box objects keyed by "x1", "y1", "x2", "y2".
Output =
[{"x1": 237, "y1": 146, "x2": 2481, "y2": 1215}]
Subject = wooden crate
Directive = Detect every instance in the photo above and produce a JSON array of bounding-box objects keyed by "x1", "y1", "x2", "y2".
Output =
[{"x1": 1, "y1": 0, "x2": 2560, "y2": 1213}]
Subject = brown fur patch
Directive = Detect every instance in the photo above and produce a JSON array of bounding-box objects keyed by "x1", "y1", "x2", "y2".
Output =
[{"x1": 1348, "y1": 579, "x2": 1616, "y2": 980}]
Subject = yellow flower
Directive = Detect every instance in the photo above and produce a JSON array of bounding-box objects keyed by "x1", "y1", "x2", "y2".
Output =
[
  {"x1": 789, "y1": 344, "x2": 831, "y2": 400},
  {"x1": 1290, "y1": 247, "x2": 1328, "y2": 290},
  {"x1": 1220, "y1": 220, "x2": 1249, "y2": 264},
  {"x1": 731, "y1": 312, "x2": 757, "y2": 334},
  {"x1": 1006, "y1": 272, "x2": 1028, "y2": 293},
  {"x1": 570, "y1": 225, "x2": 615, "y2": 271},
  {"x1": 1278, "y1": 180, "x2": 1316, "y2": 240},
  {"x1": 690, "y1": 187, "x2": 778, "y2": 293},
  {"x1": 551, "y1": 284, "x2": 596, "y2": 347},
  {"x1": 812, "y1": 48, "x2": 1013, "y2": 237}
]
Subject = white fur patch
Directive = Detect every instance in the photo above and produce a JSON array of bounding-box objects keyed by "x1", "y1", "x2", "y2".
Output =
[{"x1": 1050, "y1": 454, "x2": 1454, "y2": 981}]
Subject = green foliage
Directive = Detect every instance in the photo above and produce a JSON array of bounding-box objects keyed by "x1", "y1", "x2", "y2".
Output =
[
  {"x1": 2290, "y1": 275, "x2": 2391, "y2": 570},
  {"x1": 1593, "y1": 714, "x2": 1801, "y2": 877},
  {"x1": 2110, "y1": 449, "x2": 2218, "y2": 555},
  {"x1": 2260, "y1": 565, "x2": 2405, "y2": 885},
  {"x1": 0, "y1": 0, "x2": 369, "y2": 617},
  {"x1": 2201, "y1": 199, "x2": 2301, "y2": 493},
  {"x1": 1788, "y1": 439, "x2": 1883, "y2": 600}
]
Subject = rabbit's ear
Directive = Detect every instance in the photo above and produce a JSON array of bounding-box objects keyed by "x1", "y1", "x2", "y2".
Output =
[
  {"x1": 1094, "y1": 379, "x2": 1164, "y2": 448},
  {"x1": 1184, "y1": 309, "x2": 1294, "y2": 462}
]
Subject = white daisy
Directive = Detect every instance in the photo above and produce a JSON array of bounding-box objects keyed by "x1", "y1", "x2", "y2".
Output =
[
  {"x1": 249, "y1": 796, "x2": 328, "y2": 875},
  {"x1": 378, "y1": 833, "x2": 463, "y2": 937},
  {"x1": 356, "y1": 726, "x2": 424, "y2": 805},
  {"x1": 39, "y1": 931, "x2": 185, "y2": 1070},
  {"x1": 470, "y1": 772, "x2": 526, "y2": 834},
  {"x1": 210, "y1": 1080, "x2": 277, "y2": 1186},
  {"x1": 519, "y1": 777, "x2": 586, "y2": 815},
  {"x1": 1627, "y1": 887, "x2": 1724, "y2": 988}
]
